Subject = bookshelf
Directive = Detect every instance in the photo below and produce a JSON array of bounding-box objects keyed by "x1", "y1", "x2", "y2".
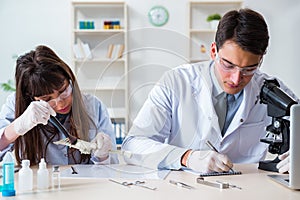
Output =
[
  {"x1": 71, "y1": 1, "x2": 128, "y2": 144},
  {"x1": 188, "y1": 0, "x2": 243, "y2": 63}
]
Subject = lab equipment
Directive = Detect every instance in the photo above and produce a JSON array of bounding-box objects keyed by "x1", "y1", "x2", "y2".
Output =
[
  {"x1": 197, "y1": 177, "x2": 229, "y2": 189},
  {"x1": 37, "y1": 158, "x2": 49, "y2": 190},
  {"x1": 1, "y1": 151, "x2": 16, "y2": 197},
  {"x1": 18, "y1": 159, "x2": 33, "y2": 191},
  {"x1": 52, "y1": 166, "x2": 61, "y2": 190},
  {"x1": 216, "y1": 180, "x2": 242, "y2": 190},
  {"x1": 169, "y1": 180, "x2": 195, "y2": 189},
  {"x1": 259, "y1": 79, "x2": 298, "y2": 172},
  {"x1": 109, "y1": 179, "x2": 157, "y2": 190}
]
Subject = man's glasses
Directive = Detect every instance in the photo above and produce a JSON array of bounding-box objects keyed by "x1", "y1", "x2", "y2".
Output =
[
  {"x1": 215, "y1": 52, "x2": 262, "y2": 76},
  {"x1": 48, "y1": 83, "x2": 72, "y2": 108}
]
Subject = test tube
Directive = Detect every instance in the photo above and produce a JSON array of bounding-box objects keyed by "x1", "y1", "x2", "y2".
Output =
[{"x1": 52, "y1": 165, "x2": 61, "y2": 190}]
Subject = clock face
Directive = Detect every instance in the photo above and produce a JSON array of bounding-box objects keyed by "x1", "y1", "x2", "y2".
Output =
[{"x1": 148, "y1": 6, "x2": 169, "y2": 27}]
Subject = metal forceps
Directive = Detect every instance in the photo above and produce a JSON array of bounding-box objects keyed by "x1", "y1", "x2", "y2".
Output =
[{"x1": 109, "y1": 179, "x2": 157, "y2": 190}]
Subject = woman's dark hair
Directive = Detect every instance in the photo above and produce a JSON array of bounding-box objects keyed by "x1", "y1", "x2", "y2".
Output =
[
  {"x1": 215, "y1": 8, "x2": 269, "y2": 55},
  {"x1": 14, "y1": 45, "x2": 95, "y2": 165}
]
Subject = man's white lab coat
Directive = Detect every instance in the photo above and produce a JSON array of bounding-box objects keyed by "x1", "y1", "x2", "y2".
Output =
[{"x1": 122, "y1": 61, "x2": 299, "y2": 170}]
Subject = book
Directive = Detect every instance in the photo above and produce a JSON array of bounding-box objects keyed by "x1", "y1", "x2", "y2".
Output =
[
  {"x1": 73, "y1": 44, "x2": 84, "y2": 59},
  {"x1": 106, "y1": 44, "x2": 114, "y2": 59},
  {"x1": 73, "y1": 38, "x2": 92, "y2": 59},
  {"x1": 82, "y1": 43, "x2": 93, "y2": 59},
  {"x1": 107, "y1": 44, "x2": 125, "y2": 59},
  {"x1": 117, "y1": 44, "x2": 125, "y2": 58}
]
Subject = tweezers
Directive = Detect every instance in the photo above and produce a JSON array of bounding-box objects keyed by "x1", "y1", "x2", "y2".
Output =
[{"x1": 49, "y1": 115, "x2": 78, "y2": 145}]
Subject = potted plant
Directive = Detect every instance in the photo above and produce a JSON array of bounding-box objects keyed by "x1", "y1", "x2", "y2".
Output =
[
  {"x1": 0, "y1": 79, "x2": 15, "y2": 92},
  {"x1": 206, "y1": 13, "x2": 221, "y2": 30}
]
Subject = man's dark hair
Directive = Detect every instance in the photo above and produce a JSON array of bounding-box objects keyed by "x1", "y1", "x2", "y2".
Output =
[{"x1": 215, "y1": 8, "x2": 269, "y2": 55}]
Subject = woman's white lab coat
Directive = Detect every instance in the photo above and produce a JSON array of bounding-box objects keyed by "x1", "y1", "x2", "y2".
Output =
[
  {"x1": 0, "y1": 93, "x2": 116, "y2": 164},
  {"x1": 122, "y1": 61, "x2": 299, "y2": 170}
]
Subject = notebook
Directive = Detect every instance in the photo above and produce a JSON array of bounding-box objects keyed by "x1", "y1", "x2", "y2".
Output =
[
  {"x1": 268, "y1": 104, "x2": 300, "y2": 190},
  {"x1": 183, "y1": 167, "x2": 242, "y2": 177}
]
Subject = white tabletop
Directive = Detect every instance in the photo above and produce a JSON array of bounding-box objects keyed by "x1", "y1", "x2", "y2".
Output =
[{"x1": 1, "y1": 163, "x2": 300, "y2": 200}]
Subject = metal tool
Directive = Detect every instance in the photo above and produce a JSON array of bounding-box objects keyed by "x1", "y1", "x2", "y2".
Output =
[
  {"x1": 216, "y1": 180, "x2": 242, "y2": 190},
  {"x1": 169, "y1": 180, "x2": 195, "y2": 189},
  {"x1": 197, "y1": 177, "x2": 229, "y2": 189},
  {"x1": 71, "y1": 166, "x2": 78, "y2": 174},
  {"x1": 109, "y1": 179, "x2": 157, "y2": 190}
]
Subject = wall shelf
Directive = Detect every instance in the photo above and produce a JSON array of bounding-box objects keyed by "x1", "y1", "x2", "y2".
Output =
[{"x1": 72, "y1": 1, "x2": 128, "y2": 139}]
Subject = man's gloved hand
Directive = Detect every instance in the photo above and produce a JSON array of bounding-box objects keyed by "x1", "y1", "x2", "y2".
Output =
[
  {"x1": 277, "y1": 150, "x2": 290, "y2": 173},
  {"x1": 91, "y1": 132, "x2": 112, "y2": 160},
  {"x1": 187, "y1": 150, "x2": 233, "y2": 173},
  {"x1": 13, "y1": 100, "x2": 56, "y2": 135}
]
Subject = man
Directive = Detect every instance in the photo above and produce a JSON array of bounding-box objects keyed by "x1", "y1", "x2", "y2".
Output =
[{"x1": 122, "y1": 8, "x2": 298, "y2": 173}]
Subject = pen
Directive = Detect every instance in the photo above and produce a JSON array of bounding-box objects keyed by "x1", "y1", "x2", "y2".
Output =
[
  {"x1": 205, "y1": 140, "x2": 234, "y2": 173},
  {"x1": 169, "y1": 180, "x2": 195, "y2": 189}
]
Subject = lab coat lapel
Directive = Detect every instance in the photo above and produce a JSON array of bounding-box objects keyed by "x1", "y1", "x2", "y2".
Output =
[
  {"x1": 192, "y1": 64, "x2": 221, "y2": 140},
  {"x1": 224, "y1": 81, "x2": 260, "y2": 135}
]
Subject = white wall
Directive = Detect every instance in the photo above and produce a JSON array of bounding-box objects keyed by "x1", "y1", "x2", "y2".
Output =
[{"x1": 1, "y1": 0, "x2": 299, "y2": 126}]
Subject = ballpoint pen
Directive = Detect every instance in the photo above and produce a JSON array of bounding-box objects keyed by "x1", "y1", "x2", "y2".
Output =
[
  {"x1": 205, "y1": 140, "x2": 234, "y2": 173},
  {"x1": 169, "y1": 180, "x2": 195, "y2": 189}
]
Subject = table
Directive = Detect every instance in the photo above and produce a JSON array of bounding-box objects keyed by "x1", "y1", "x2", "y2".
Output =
[{"x1": 1, "y1": 164, "x2": 300, "y2": 200}]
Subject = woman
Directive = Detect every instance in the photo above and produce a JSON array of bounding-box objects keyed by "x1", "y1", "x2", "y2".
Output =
[{"x1": 0, "y1": 45, "x2": 116, "y2": 165}]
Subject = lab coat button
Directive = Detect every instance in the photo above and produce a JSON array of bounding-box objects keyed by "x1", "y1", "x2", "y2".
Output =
[{"x1": 240, "y1": 119, "x2": 244, "y2": 123}]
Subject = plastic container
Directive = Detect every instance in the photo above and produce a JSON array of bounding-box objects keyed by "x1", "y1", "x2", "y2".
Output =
[
  {"x1": 18, "y1": 159, "x2": 33, "y2": 191},
  {"x1": 37, "y1": 158, "x2": 49, "y2": 190},
  {"x1": 1, "y1": 151, "x2": 16, "y2": 196},
  {"x1": 52, "y1": 165, "x2": 61, "y2": 190}
]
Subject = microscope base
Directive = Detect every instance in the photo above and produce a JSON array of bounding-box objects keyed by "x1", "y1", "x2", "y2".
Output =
[{"x1": 258, "y1": 157, "x2": 280, "y2": 172}]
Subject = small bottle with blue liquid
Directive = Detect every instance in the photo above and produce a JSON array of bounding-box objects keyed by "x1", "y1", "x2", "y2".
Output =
[{"x1": 1, "y1": 151, "x2": 16, "y2": 197}]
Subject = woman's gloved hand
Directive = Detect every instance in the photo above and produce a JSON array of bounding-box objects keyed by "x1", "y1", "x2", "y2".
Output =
[
  {"x1": 187, "y1": 150, "x2": 233, "y2": 173},
  {"x1": 13, "y1": 100, "x2": 56, "y2": 135},
  {"x1": 277, "y1": 150, "x2": 290, "y2": 173},
  {"x1": 91, "y1": 132, "x2": 112, "y2": 161}
]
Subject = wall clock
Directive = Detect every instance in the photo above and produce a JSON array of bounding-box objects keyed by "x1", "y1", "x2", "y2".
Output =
[{"x1": 148, "y1": 6, "x2": 169, "y2": 27}]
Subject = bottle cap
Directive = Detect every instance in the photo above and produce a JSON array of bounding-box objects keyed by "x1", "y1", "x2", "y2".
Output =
[
  {"x1": 3, "y1": 151, "x2": 14, "y2": 163},
  {"x1": 21, "y1": 159, "x2": 30, "y2": 167},
  {"x1": 39, "y1": 158, "x2": 47, "y2": 169}
]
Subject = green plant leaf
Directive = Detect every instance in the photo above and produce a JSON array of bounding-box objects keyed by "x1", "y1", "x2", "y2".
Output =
[
  {"x1": 0, "y1": 80, "x2": 16, "y2": 92},
  {"x1": 206, "y1": 13, "x2": 221, "y2": 22}
]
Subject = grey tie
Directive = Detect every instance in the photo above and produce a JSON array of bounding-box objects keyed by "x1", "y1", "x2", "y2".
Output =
[
  {"x1": 215, "y1": 92, "x2": 227, "y2": 131},
  {"x1": 222, "y1": 94, "x2": 236, "y2": 136}
]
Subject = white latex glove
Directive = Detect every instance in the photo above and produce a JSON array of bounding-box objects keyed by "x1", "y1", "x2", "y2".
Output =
[
  {"x1": 91, "y1": 132, "x2": 112, "y2": 160},
  {"x1": 277, "y1": 150, "x2": 290, "y2": 173},
  {"x1": 13, "y1": 100, "x2": 56, "y2": 135},
  {"x1": 187, "y1": 150, "x2": 233, "y2": 173}
]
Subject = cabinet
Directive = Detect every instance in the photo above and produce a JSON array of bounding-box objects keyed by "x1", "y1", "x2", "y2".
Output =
[
  {"x1": 71, "y1": 1, "x2": 128, "y2": 143},
  {"x1": 188, "y1": 0, "x2": 243, "y2": 62}
]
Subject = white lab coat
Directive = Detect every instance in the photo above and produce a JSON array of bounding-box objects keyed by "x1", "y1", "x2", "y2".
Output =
[{"x1": 122, "y1": 61, "x2": 299, "y2": 170}]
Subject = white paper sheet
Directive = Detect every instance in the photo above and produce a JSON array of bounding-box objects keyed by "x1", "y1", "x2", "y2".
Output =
[{"x1": 60, "y1": 164, "x2": 170, "y2": 180}]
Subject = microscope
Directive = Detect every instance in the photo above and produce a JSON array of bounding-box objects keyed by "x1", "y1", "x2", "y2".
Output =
[{"x1": 258, "y1": 79, "x2": 297, "y2": 172}]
